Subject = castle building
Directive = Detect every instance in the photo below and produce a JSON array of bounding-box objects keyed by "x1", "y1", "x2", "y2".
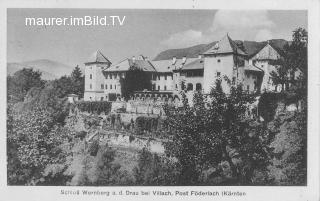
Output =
[{"x1": 83, "y1": 34, "x2": 283, "y2": 101}]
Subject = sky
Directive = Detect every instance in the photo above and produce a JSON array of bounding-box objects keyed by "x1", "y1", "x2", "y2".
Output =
[{"x1": 7, "y1": 9, "x2": 307, "y2": 67}]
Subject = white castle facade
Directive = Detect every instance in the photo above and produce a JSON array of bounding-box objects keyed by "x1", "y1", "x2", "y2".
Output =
[{"x1": 84, "y1": 34, "x2": 282, "y2": 101}]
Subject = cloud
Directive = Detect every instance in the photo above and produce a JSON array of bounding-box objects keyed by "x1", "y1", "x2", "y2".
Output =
[
  {"x1": 160, "y1": 10, "x2": 276, "y2": 49},
  {"x1": 160, "y1": 30, "x2": 211, "y2": 49},
  {"x1": 254, "y1": 29, "x2": 273, "y2": 41},
  {"x1": 211, "y1": 10, "x2": 275, "y2": 32}
]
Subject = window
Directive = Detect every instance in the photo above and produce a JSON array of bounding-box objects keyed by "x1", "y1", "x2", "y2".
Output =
[
  {"x1": 217, "y1": 72, "x2": 221, "y2": 77},
  {"x1": 164, "y1": 85, "x2": 167, "y2": 91},
  {"x1": 101, "y1": 84, "x2": 104, "y2": 89},
  {"x1": 187, "y1": 83, "x2": 193, "y2": 91},
  {"x1": 90, "y1": 74, "x2": 92, "y2": 79},
  {"x1": 165, "y1": 75, "x2": 167, "y2": 80},
  {"x1": 90, "y1": 84, "x2": 92, "y2": 89},
  {"x1": 105, "y1": 84, "x2": 108, "y2": 89},
  {"x1": 175, "y1": 84, "x2": 178, "y2": 89},
  {"x1": 115, "y1": 74, "x2": 117, "y2": 79},
  {"x1": 158, "y1": 86, "x2": 160, "y2": 90},
  {"x1": 110, "y1": 74, "x2": 113, "y2": 79},
  {"x1": 247, "y1": 85, "x2": 250, "y2": 91},
  {"x1": 115, "y1": 85, "x2": 117, "y2": 89},
  {"x1": 196, "y1": 83, "x2": 202, "y2": 91},
  {"x1": 217, "y1": 59, "x2": 221, "y2": 63},
  {"x1": 110, "y1": 85, "x2": 112, "y2": 89},
  {"x1": 101, "y1": 97, "x2": 104, "y2": 101},
  {"x1": 152, "y1": 84, "x2": 156, "y2": 90}
]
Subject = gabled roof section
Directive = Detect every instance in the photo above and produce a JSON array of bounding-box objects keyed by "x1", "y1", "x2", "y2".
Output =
[
  {"x1": 152, "y1": 58, "x2": 198, "y2": 72},
  {"x1": 203, "y1": 34, "x2": 247, "y2": 56},
  {"x1": 85, "y1": 50, "x2": 112, "y2": 65},
  {"x1": 244, "y1": 64, "x2": 263, "y2": 72},
  {"x1": 180, "y1": 58, "x2": 204, "y2": 71},
  {"x1": 249, "y1": 43, "x2": 281, "y2": 60},
  {"x1": 105, "y1": 57, "x2": 156, "y2": 72}
]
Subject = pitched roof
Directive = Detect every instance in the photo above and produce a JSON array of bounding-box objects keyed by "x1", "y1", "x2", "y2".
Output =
[
  {"x1": 151, "y1": 58, "x2": 198, "y2": 72},
  {"x1": 203, "y1": 34, "x2": 247, "y2": 55},
  {"x1": 86, "y1": 50, "x2": 112, "y2": 64},
  {"x1": 244, "y1": 65, "x2": 263, "y2": 72},
  {"x1": 250, "y1": 43, "x2": 281, "y2": 60},
  {"x1": 105, "y1": 58, "x2": 156, "y2": 72},
  {"x1": 180, "y1": 58, "x2": 204, "y2": 71}
]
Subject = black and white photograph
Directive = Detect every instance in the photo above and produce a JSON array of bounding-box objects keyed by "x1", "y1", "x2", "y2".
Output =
[{"x1": 1, "y1": 0, "x2": 320, "y2": 200}]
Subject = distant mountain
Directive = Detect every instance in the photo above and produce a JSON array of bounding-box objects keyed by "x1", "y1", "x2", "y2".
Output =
[
  {"x1": 7, "y1": 59, "x2": 74, "y2": 80},
  {"x1": 153, "y1": 39, "x2": 288, "y2": 61}
]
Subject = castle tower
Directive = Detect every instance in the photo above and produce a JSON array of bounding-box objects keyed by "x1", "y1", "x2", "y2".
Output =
[
  {"x1": 84, "y1": 50, "x2": 112, "y2": 101},
  {"x1": 202, "y1": 34, "x2": 247, "y2": 94}
]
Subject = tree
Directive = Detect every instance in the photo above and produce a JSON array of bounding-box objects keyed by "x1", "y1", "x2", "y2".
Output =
[
  {"x1": 119, "y1": 65, "x2": 152, "y2": 100},
  {"x1": 164, "y1": 81, "x2": 271, "y2": 185},
  {"x1": 133, "y1": 148, "x2": 179, "y2": 185},
  {"x1": 7, "y1": 68, "x2": 44, "y2": 102},
  {"x1": 71, "y1": 65, "x2": 84, "y2": 98},
  {"x1": 270, "y1": 27, "x2": 307, "y2": 92},
  {"x1": 7, "y1": 105, "x2": 69, "y2": 185}
]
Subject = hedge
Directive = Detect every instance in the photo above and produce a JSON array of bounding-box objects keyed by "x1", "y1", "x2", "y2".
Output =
[{"x1": 76, "y1": 101, "x2": 112, "y2": 114}]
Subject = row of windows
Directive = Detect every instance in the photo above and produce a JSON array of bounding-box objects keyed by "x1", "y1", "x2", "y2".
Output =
[
  {"x1": 152, "y1": 74, "x2": 173, "y2": 81},
  {"x1": 89, "y1": 84, "x2": 118, "y2": 90},
  {"x1": 186, "y1": 83, "x2": 202, "y2": 91},
  {"x1": 152, "y1": 84, "x2": 168, "y2": 91},
  {"x1": 105, "y1": 73, "x2": 125, "y2": 79}
]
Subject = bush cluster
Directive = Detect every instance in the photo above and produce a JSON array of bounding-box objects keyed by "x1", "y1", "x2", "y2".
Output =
[{"x1": 76, "y1": 101, "x2": 112, "y2": 115}]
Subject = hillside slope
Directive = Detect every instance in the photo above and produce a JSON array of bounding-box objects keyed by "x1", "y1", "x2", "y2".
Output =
[{"x1": 7, "y1": 59, "x2": 73, "y2": 80}]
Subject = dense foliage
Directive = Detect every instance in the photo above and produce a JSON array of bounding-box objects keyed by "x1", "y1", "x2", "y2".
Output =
[
  {"x1": 119, "y1": 65, "x2": 152, "y2": 100},
  {"x1": 7, "y1": 68, "x2": 44, "y2": 103},
  {"x1": 76, "y1": 101, "x2": 112, "y2": 114},
  {"x1": 164, "y1": 82, "x2": 271, "y2": 185}
]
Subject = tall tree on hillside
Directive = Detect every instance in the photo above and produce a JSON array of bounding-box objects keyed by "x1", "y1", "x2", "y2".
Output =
[
  {"x1": 71, "y1": 65, "x2": 84, "y2": 98},
  {"x1": 119, "y1": 64, "x2": 152, "y2": 100},
  {"x1": 7, "y1": 68, "x2": 44, "y2": 102},
  {"x1": 164, "y1": 81, "x2": 270, "y2": 185},
  {"x1": 52, "y1": 65, "x2": 84, "y2": 98}
]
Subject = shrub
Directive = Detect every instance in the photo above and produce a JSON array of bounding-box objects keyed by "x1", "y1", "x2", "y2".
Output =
[
  {"x1": 76, "y1": 101, "x2": 112, "y2": 115},
  {"x1": 88, "y1": 140, "x2": 100, "y2": 156}
]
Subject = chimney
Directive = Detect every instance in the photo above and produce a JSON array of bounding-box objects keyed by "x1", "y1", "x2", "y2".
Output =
[
  {"x1": 182, "y1": 56, "x2": 187, "y2": 64},
  {"x1": 172, "y1": 56, "x2": 177, "y2": 65},
  {"x1": 132, "y1": 56, "x2": 136, "y2": 63}
]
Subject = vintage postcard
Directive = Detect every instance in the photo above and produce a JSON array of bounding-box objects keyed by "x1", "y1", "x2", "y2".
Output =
[{"x1": 0, "y1": 0, "x2": 319, "y2": 200}]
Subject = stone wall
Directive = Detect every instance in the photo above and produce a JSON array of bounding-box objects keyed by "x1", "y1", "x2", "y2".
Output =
[{"x1": 100, "y1": 131, "x2": 165, "y2": 154}]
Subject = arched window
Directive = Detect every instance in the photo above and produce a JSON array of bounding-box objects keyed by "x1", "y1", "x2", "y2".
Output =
[
  {"x1": 187, "y1": 83, "x2": 193, "y2": 91},
  {"x1": 196, "y1": 83, "x2": 202, "y2": 91}
]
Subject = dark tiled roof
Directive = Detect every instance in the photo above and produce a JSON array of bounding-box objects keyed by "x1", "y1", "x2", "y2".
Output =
[{"x1": 180, "y1": 59, "x2": 204, "y2": 71}]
